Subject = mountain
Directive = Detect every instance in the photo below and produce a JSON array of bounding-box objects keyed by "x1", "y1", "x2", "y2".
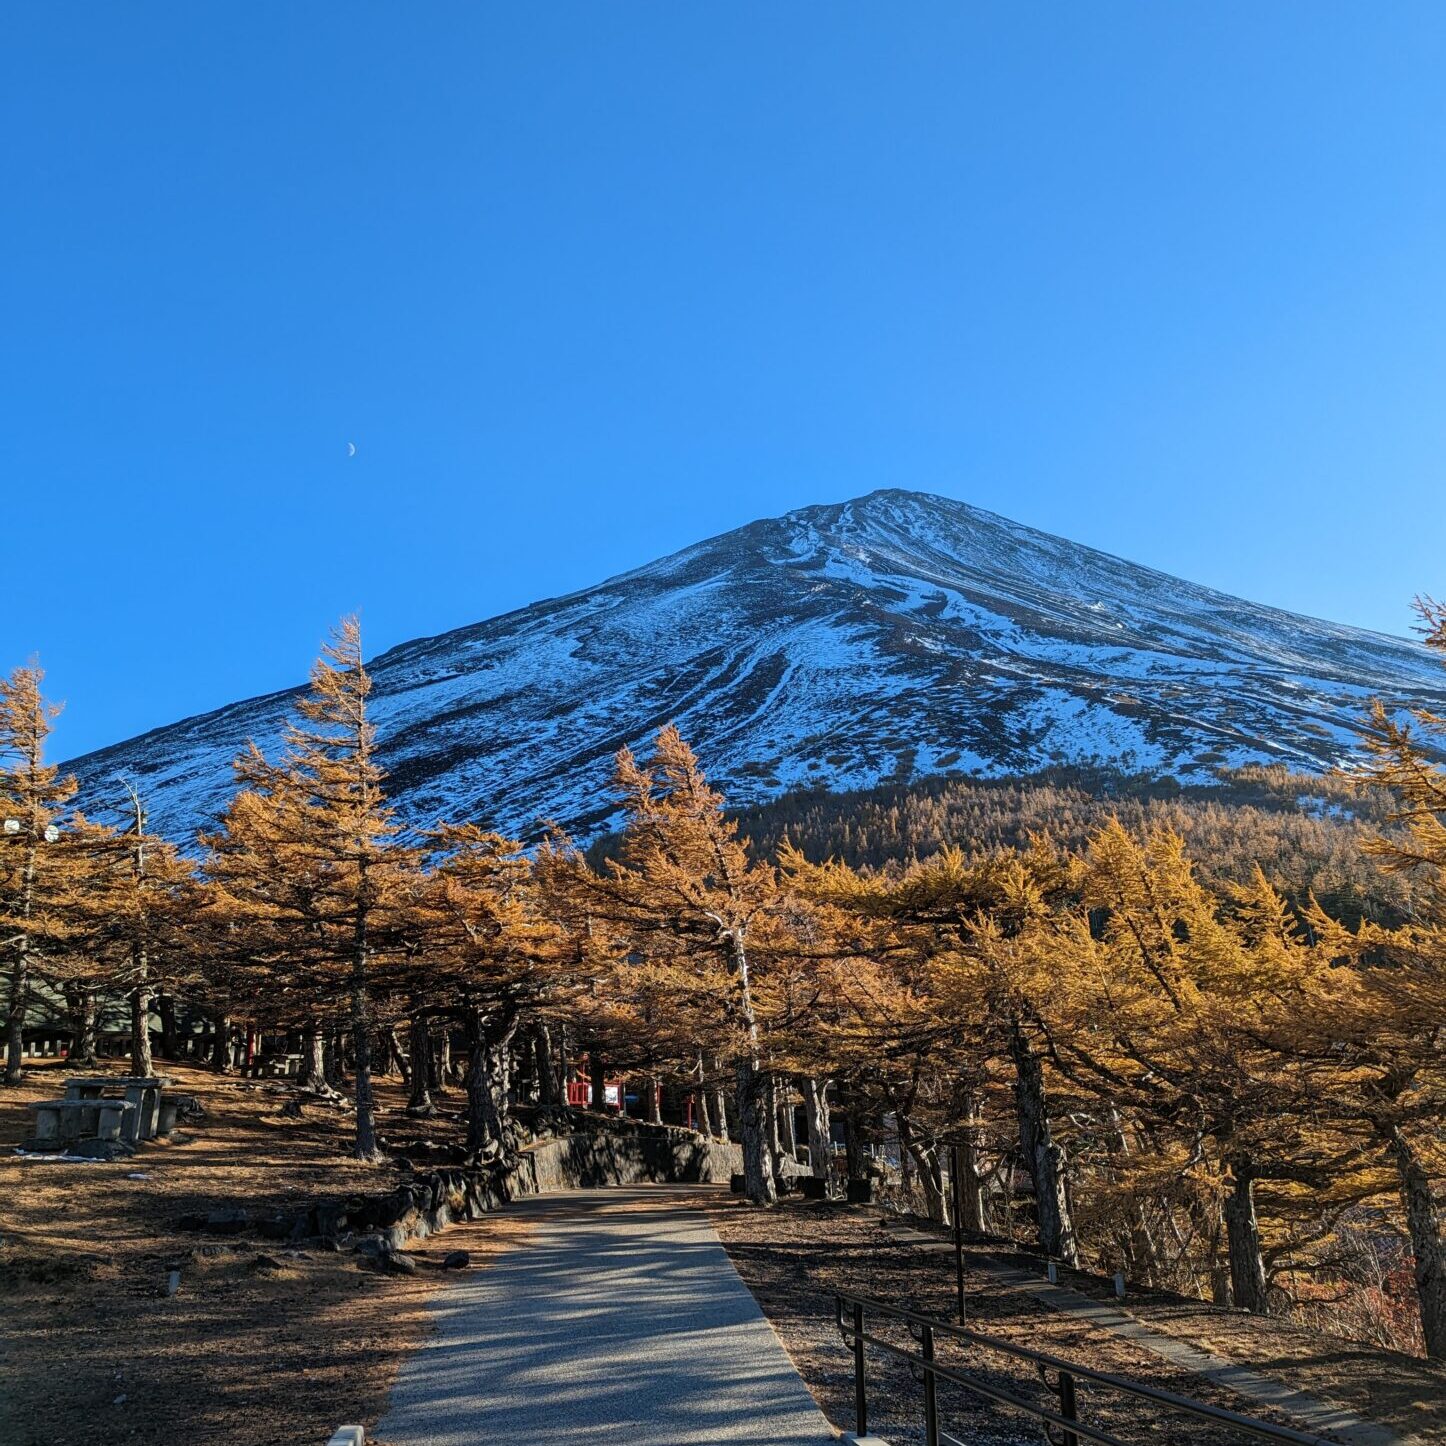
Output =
[{"x1": 65, "y1": 489, "x2": 1446, "y2": 845}]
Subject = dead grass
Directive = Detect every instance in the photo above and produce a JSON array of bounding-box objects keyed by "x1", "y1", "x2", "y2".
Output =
[{"x1": 0, "y1": 1061, "x2": 524, "y2": 1446}]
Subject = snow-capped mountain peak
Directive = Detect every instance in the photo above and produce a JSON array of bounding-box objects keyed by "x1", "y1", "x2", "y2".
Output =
[{"x1": 65, "y1": 489, "x2": 1445, "y2": 843}]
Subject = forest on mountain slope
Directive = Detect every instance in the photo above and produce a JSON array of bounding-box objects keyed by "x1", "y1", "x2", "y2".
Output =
[{"x1": 591, "y1": 764, "x2": 1413, "y2": 930}]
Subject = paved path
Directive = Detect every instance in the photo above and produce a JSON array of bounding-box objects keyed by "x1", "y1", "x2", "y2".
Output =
[
  {"x1": 377, "y1": 1187, "x2": 838, "y2": 1446},
  {"x1": 883, "y1": 1220, "x2": 1404, "y2": 1446}
]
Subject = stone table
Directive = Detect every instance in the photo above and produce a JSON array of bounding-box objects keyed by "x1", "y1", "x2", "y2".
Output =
[{"x1": 64, "y1": 1076, "x2": 170, "y2": 1141}]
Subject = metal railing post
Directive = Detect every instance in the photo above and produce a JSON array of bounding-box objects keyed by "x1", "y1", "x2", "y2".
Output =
[
  {"x1": 853, "y1": 1299, "x2": 867, "y2": 1436},
  {"x1": 921, "y1": 1321, "x2": 939, "y2": 1446},
  {"x1": 1038, "y1": 1364, "x2": 1080, "y2": 1446},
  {"x1": 1058, "y1": 1369, "x2": 1078, "y2": 1446}
]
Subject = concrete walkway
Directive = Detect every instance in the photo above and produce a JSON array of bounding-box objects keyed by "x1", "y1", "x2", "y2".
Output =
[{"x1": 377, "y1": 1187, "x2": 838, "y2": 1446}]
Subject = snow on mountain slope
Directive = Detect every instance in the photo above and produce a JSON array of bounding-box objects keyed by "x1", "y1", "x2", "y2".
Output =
[{"x1": 64, "y1": 489, "x2": 1446, "y2": 844}]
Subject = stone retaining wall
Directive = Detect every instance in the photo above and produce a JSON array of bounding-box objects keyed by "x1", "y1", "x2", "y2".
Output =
[
  {"x1": 179, "y1": 1128, "x2": 744, "y2": 1257},
  {"x1": 366, "y1": 1130, "x2": 743, "y2": 1254}
]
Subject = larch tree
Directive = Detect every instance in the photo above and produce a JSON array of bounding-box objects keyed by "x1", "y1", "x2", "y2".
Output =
[
  {"x1": 542, "y1": 727, "x2": 783, "y2": 1204},
  {"x1": 1330, "y1": 596, "x2": 1446, "y2": 1357},
  {"x1": 1060, "y1": 823, "x2": 1376, "y2": 1313},
  {"x1": 203, "y1": 618, "x2": 417, "y2": 1160},
  {"x1": 0, "y1": 664, "x2": 79, "y2": 1084},
  {"x1": 84, "y1": 780, "x2": 198, "y2": 1079},
  {"x1": 416, "y1": 825, "x2": 568, "y2": 1160},
  {"x1": 786, "y1": 840, "x2": 1086, "y2": 1255}
]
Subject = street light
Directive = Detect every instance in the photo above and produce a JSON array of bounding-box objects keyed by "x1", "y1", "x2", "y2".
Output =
[{"x1": 2, "y1": 819, "x2": 61, "y2": 843}]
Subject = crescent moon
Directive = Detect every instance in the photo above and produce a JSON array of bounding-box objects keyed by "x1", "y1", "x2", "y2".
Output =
[{"x1": 347, "y1": 442, "x2": 356, "y2": 457}]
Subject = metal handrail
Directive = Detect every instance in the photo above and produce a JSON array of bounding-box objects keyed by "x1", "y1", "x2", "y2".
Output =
[{"x1": 835, "y1": 1290, "x2": 1337, "y2": 1446}]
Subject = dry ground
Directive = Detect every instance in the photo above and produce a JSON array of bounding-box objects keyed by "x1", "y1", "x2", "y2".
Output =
[
  {"x1": 708, "y1": 1196, "x2": 1446, "y2": 1446},
  {"x1": 5, "y1": 1064, "x2": 1442, "y2": 1446},
  {"x1": 0, "y1": 1061, "x2": 527, "y2": 1446}
]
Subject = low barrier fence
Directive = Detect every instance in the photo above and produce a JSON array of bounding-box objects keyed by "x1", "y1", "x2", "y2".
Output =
[{"x1": 835, "y1": 1290, "x2": 1337, "y2": 1446}]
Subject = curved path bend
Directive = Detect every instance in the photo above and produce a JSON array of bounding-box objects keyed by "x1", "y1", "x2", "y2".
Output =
[{"x1": 377, "y1": 1186, "x2": 838, "y2": 1446}]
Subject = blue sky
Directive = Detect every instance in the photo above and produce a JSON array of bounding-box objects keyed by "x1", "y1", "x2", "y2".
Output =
[{"x1": 4, "y1": 4, "x2": 1445, "y2": 760}]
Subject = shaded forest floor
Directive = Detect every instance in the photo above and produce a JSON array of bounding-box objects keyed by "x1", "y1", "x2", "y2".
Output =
[
  {"x1": 0, "y1": 1060, "x2": 528, "y2": 1446},
  {"x1": 708, "y1": 1196, "x2": 1446, "y2": 1446}
]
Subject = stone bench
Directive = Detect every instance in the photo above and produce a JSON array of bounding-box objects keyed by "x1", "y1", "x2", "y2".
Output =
[
  {"x1": 29, "y1": 1097, "x2": 137, "y2": 1146},
  {"x1": 244, "y1": 1056, "x2": 300, "y2": 1079},
  {"x1": 157, "y1": 1095, "x2": 185, "y2": 1137}
]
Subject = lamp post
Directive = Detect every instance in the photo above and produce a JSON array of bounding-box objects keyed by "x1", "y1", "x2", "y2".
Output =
[{"x1": 2, "y1": 815, "x2": 61, "y2": 1081}]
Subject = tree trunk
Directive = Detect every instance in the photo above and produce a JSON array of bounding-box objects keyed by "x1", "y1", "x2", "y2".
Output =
[
  {"x1": 3, "y1": 836, "x2": 38, "y2": 1085},
  {"x1": 1208, "y1": 1219, "x2": 1232, "y2": 1306},
  {"x1": 534, "y1": 1021, "x2": 561, "y2": 1114},
  {"x1": 130, "y1": 974, "x2": 154, "y2": 1079},
  {"x1": 765, "y1": 1074, "x2": 784, "y2": 1159},
  {"x1": 298, "y1": 1026, "x2": 325, "y2": 1089},
  {"x1": 845, "y1": 1095, "x2": 872, "y2": 1180},
  {"x1": 712, "y1": 1056, "x2": 730, "y2": 1140},
  {"x1": 407, "y1": 1012, "x2": 435, "y2": 1114},
  {"x1": 465, "y1": 1009, "x2": 495, "y2": 1152},
  {"x1": 349, "y1": 888, "x2": 380, "y2": 1160},
  {"x1": 67, "y1": 988, "x2": 98, "y2": 1067},
  {"x1": 917, "y1": 1141, "x2": 948, "y2": 1224},
  {"x1": 157, "y1": 993, "x2": 178, "y2": 1059},
  {"x1": 736, "y1": 1056, "x2": 777, "y2": 1205},
  {"x1": 1010, "y1": 1022, "x2": 1079, "y2": 1266},
  {"x1": 897, "y1": 1112, "x2": 949, "y2": 1224},
  {"x1": 211, "y1": 1011, "x2": 231, "y2": 1072},
  {"x1": 465, "y1": 1007, "x2": 519, "y2": 1158},
  {"x1": 388, "y1": 1026, "x2": 410, "y2": 1083},
  {"x1": 778, "y1": 1081, "x2": 798, "y2": 1159},
  {"x1": 350, "y1": 981, "x2": 380, "y2": 1162},
  {"x1": 959, "y1": 1130, "x2": 988, "y2": 1234},
  {"x1": 645, "y1": 1074, "x2": 663, "y2": 1124},
  {"x1": 434, "y1": 1028, "x2": 452, "y2": 1093},
  {"x1": 696, "y1": 1085, "x2": 714, "y2": 1138},
  {"x1": 129, "y1": 934, "x2": 153, "y2": 1078},
  {"x1": 725, "y1": 933, "x2": 775, "y2": 1205},
  {"x1": 803, "y1": 1076, "x2": 832, "y2": 1180},
  {"x1": 4, "y1": 951, "x2": 29, "y2": 1084},
  {"x1": 1390, "y1": 1130, "x2": 1446, "y2": 1359},
  {"x1": 1223, "y1": 1159, "x2": 1269, "y2": 1314}
]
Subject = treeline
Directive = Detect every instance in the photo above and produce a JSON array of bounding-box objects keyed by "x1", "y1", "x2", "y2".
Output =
[
  {"x1": 720, "y1": 766, "x2": 1414, "y2": 928},
  {"x1": 1, "y1": 610, "x2": 1443, "y2": 1362}
]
